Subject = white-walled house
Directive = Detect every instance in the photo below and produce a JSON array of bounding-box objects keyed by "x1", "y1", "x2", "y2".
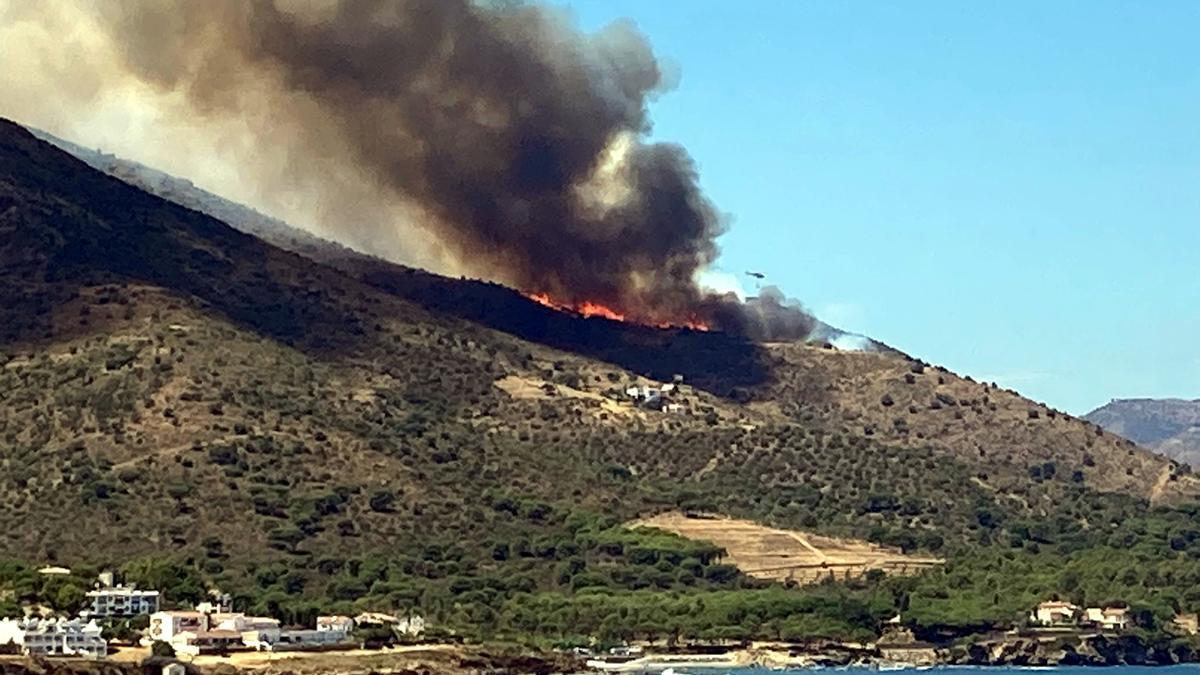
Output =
[
  {"x1": 352, "y1": 612, "x2": 425, "y2": 637},
  {"x1": 0, "y1": 617, "x2": 107, "y2": 658},
  {"x1": 1031, "y1": 601, "x2": 1080, "y2": 626},
  {"x1": 397, "y1": 615, "x2": 425, "y2": 637},
  {"x1": 316, "y1": 615, "x2": 354, "y2": 635},
  {"x1": 209, "y1": 613, "x2": 281, "y2": 635},
  {"x1": 147, "y1": 611, "x2": 206, "y2": 643},
  {"x1": 171, "y1": 630, "x2": 243, "y2": 656},
  {"x1": 246, "y1": 628, "x2": 350, "y2": 651},
  {"x1": 1085, "y1": 607, "x2": 1130, "y2": 631},
  {"x1": 147, "y1": 610, "x2": 364, "y2": 654},
  {"x1": 147, "y1": 610, "x2": 287, "y2": 653},
  {"x1": 86, "y1": 585, "x2": 160, "y2": 617}
]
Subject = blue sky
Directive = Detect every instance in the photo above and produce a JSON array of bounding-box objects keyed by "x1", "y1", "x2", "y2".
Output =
[{"x1": 564, "y1": 0, "x2": 1199, "y2": 415}]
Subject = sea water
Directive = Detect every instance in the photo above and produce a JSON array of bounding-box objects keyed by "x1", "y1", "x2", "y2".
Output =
[{"x1": 667, "y1": 662, "x2": 1200, "y2": 667}]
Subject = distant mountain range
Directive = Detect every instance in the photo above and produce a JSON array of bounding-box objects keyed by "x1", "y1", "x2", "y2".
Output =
[{"x1": 1086, "y1": 399, "x2": 1200, "y2": 467}]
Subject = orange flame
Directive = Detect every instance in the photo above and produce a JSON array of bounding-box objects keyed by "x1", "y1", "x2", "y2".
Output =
[{"x1": 525, "y1": 292, "x2": 708, "y2": 331}]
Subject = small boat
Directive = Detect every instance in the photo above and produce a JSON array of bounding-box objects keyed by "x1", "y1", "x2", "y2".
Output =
[{"x1": 584, "y1": 657, "x2": 650, "y2": 673}]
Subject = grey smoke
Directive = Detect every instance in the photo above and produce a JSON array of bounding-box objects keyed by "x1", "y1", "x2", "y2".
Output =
[{"x1": 15, "y1": 0, "x2": 824, "y2": 340}]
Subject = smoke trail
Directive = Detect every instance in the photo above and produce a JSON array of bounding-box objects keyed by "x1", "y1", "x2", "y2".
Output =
[{"x1": 2, "y1": 0, "x2": 819, "y2": 340}]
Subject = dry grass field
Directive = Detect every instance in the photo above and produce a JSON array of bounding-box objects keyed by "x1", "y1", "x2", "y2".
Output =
[{"x1": 635, "y1": 512, "x2": 943, "y2": 584}]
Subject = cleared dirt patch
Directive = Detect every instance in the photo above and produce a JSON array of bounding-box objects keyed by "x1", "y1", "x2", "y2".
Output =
[
  {"x1": 634, "y1": 512, "x2": 942, "y2": 584},
  {"x1": 493, "y1": 374, "x2": 635, "y2": 418}
]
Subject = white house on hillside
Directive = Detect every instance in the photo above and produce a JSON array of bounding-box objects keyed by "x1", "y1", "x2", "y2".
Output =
[
  {"x1": 1085, "y1": 607, "x2": 1130, "y2": 631},
  {"x1": 86, "y1": 585, "x2": 160, "y2": 618},
  {"x1": 147, "y1": 609, "x2": 349, "y2": 654},
  {"x1": 1032, "y1": 601, "x2": 1080, "y2": 626},
  {"x1": 0, "y1": 617, "x2": 107, "y2": 658},
  {"x1": 147, "y1": 611, "x2": 206, "y2": 643},
  {"x1": 317, "y1": 615, "x2": 354, "y2": 634}
]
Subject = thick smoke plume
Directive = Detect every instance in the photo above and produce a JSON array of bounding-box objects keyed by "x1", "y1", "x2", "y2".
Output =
[{"x1": 4, "y1": 0, "x2": 817, "y2": 340}]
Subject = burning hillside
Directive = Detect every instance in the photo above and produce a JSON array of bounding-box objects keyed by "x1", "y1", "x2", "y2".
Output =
[
  {"x1": 525, "y1": 292, "x2": 711, "y2": 331},
  {"x1": 2, "y1": 0, "x2": 820, "y2": 340}
]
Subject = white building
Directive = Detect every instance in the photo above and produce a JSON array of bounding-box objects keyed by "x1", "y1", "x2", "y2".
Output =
[
  {"x1": 86, "y1": 585, "x2": 160, "y2": 617},
  {"x1": 1085, "y1": 607, "x2": 1130, "y2": 631},
  {"x1": 316, "y1": 615, "x2": 354, "y2": 635},
  {"x1": 171, "y1": 630, "x2": 243, "y2": 656},
  {"x1": 147, "y1": 610, "x2": 283, "y2": 653},
  {"x1": 147, "y1": 611, "x2": 206, "y2": 643},
  {"x1": 209, "y1": 612, "x2": 281, "y2": 641},
  {"x1": 623, "y1": 383, "x2": 681, "y2": 412},
  {"x1": 352, "y1": 612, "x2": 425, "y2": 637},
  {"x1": 397, "y1": 615, "x2": 425, "y2": 638},
  {"x1": 246, "y1": 628, "x2": 350, "y2": 652},
  {"x1": 1031, "y1": 601, "x2": 1080, "y2": 626},
  {"x1": 0, "y1": 617, "x2": 107, "y2": 658}
]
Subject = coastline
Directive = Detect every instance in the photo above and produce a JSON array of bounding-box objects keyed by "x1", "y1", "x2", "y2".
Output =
[
  {"x1": 4, "y1": 629, "x2": 1198, "y2": 675},
  {"x1": 583, "y1": 632, "x2": 1200, "y2": 672},
  {"x1": 1, "y1": 645, "x2": 583, "y2": 675}
]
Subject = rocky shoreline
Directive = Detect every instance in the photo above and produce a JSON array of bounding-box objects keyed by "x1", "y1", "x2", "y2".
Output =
[
  {"x1": 943, "y1": 634, "x2": 1197, "y2": 667},
  {"x1": 0, "y1": 649, "x2": 583, "y2": 675},
  {"x1": 772, "y1": 632, "x2": 1199, "y2": 669},
  {"x1": 2, "y1": 633, "x2": 1198, "y2": 675},
  {"x1": 598, "y1": 631, "x2": 1200, "y2": 671}
]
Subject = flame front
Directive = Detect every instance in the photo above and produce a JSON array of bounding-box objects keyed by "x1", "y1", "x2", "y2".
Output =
[
  {"x1": 528, "y1": 293, "x2": 624, "y2": 321},
  {"x1": 526, "y1": 292, "x2": 708, "y2": 331}
]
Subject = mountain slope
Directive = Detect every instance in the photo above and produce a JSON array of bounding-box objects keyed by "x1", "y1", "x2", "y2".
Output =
[
  {"x1": 28, "y1": 123, "x2": 892, "y2": 384},
  {"x1": 22, "y1": 123, "x2": 1198, "y2": 504},
  {"x1": 3, "y1": 118, "x2": 1200, "y2": 636},
  {"x1": 1087, "y1": 398, "x2": 1200, "y2": 467}
]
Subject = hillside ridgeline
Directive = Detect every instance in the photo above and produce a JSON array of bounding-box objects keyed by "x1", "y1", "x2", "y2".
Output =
[{"x1": 3, "y1": 119, "x2": 1200, "y2": 644}]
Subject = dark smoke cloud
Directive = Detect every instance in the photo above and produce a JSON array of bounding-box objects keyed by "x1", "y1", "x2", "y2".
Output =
[
  {"x1": 88, "y1": 0, "x2": 816, "y2": 339},
  {"x1": 738, "y1": 287, "x2": 818, "y2": 342}
]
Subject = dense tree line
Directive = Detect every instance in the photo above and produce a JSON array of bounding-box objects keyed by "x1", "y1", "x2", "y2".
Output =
[{"x1": 7, "y1": 500, "x2": 1200, "y2": 646}]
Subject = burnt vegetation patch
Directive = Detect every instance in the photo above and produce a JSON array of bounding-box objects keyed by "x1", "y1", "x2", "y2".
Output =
[{"x1": 353, "y1": 262, "x2": 776, "y2": 398}]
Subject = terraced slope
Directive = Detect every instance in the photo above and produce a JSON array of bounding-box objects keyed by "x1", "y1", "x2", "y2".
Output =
[{"x1": 635, "y1": 512, "x2": 942, "y2": 584}]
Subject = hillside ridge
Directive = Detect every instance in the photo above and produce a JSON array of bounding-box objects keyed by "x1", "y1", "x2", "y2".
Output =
[
  {"x1": 12, "y1": 125, "x2": 781, "y2": 396},
  {"x1": 3, "y1": 117, "x2": 1200, "y2": 641}
]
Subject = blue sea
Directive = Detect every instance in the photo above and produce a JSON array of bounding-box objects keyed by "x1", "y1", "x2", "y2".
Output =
[{"x1": 672, "y1": 662, "x2": 1200, "y2": 667}]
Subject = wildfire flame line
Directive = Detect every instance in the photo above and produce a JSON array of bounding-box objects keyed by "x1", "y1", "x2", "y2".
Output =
[{"x1": 525, "y1": 293, "x2": 709, "y2": 331}]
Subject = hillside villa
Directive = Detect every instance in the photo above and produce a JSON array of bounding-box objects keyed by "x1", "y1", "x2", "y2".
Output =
[
  {"x1": 1084, "y1": 606, "x2": 1129, "y2": 631},
  {"x1": 354, "y1": 611, "x2": 426, "y2": 637},
  {"x1": 85, "y1": 583, "x2": 160, "y2": 618},
  {"x1": 147, "y1": 609, "x2": 361, "y2": 654},
  {"x1": 1031, "y1": 601, "x2": 1128, "y2": 631},
  {"x1": 1031, "y1": 601, "x2": 1080, "y2": 626},
  {"x1": 0, "y1": 617, "x2": 107, "y2": 658}
]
